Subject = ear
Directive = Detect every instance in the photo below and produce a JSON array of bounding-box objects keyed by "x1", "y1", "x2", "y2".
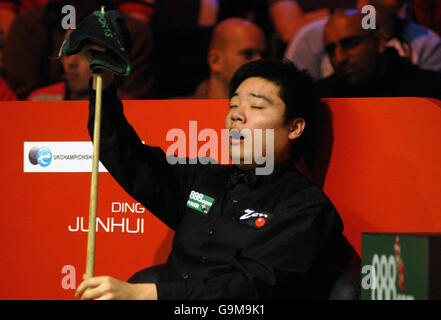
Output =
[
  {"x1": 287, "y1": 118, "x2": 306, "y2": 141},
  {"x1": 208, "y1": 49, "x2": 223, "y2": 73}
]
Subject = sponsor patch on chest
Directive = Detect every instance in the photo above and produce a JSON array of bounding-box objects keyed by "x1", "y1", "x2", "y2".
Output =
[
  {"x1": 236, "y1": 208, "x2": 274, "y2": 229},
  {"x1": 186, "y1": 190, "x2": 215, "y2": 215}
]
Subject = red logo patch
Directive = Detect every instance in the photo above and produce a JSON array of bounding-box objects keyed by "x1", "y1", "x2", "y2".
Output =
[
  {"x1": 237, "y1": 209, "x2": 273, "y2": 229},
  {"x1": 255, "y1": 217, "x2": 266, "y2": 228}
]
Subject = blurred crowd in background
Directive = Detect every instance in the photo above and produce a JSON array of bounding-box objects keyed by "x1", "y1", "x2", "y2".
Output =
[{"x1": 0, "y1": 0, "x2": 440, "y2": 101}]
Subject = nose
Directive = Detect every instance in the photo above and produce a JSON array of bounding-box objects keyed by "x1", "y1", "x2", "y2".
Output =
[
  {"x1": 64, "y1": 55, "x2": 80, "y2": 68},
  {"x1": 229, "y1": 106, "x2": 246, "y2": 124}
]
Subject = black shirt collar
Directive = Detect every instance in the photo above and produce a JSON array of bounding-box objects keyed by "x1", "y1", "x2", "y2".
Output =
[{"x1": 225, "y1": 159, "x2": 295, "y2": 189}]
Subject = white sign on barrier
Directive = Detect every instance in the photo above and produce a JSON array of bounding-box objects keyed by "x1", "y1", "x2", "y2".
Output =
[{"x1": 23, "y1": 141, "x2": 108, "y2": 172}]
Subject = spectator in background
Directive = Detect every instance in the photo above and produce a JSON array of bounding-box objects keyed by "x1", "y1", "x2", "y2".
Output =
[
  {"x1": 27, "y1": 28, "x2": 92, "y2": 101},
  {"x1": 284, "y1": 0, "x2": 441, "y2": 79},
  {"x1": 190, "y1": 17, "x2": 266, "y2": 99},
  {"x1": 27, "y1": 52, "x2": 91, "y2": 101},
  {"x1": 2, "y1": 0, "x2": 156, "y2": 100},
  {"x1": 269, "y1": 0, "x2": 357, "y2": 43},
  {"x1": 151, "y1": 0, "x2": 276, "y2": 98},
  {"x1": 412, "y1": 0, "x2": 441, "y2": 37},
  {"x1": 27, "y1": 41, "x2": 129, "y2": 100},
  {"x1": 318, "y1": 10, "x2": 441, "y2": 99}
]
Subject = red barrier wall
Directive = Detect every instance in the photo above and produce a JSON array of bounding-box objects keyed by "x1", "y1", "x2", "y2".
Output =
[{"x1": 0, "y1": 97, "x2": 440, "y2": 299}]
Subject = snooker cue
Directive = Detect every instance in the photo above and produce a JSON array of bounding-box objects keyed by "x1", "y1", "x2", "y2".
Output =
[{"x1": 85, "y1": 5, "x2": 106, "y2": 282}]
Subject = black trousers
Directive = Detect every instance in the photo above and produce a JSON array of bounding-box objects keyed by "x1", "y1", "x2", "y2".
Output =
[{"x1": 127, "y1": 264, "x2": 165, "y2": 283}]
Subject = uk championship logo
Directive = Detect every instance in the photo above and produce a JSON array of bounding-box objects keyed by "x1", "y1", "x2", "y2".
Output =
[
  {"x1": 186, "y1": 190, "x2": 215, "y2": 215},
  {"x1": 28, "y1": 146, "x2": 53, "y2": 167}
]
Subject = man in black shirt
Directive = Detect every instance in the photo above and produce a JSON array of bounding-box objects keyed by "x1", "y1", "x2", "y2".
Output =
[
  {"x1": 75, "y1": 57, "x2": 353, "y2": 300},
  {"x1": 319, "y1": 10, "x2": 441, "y2": 99}
]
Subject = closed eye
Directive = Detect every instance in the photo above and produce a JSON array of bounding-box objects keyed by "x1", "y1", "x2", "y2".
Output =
[
  {"x1": 251, "y1": 106, "x2": 264, "y2": 109},
  {"x1": 229, "y1": 105, "x2": 237, "y2": 109}
]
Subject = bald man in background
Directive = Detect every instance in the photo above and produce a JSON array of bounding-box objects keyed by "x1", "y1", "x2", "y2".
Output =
[{"x1": 191, "y1": 17, "x2": 266, "y2": 99}]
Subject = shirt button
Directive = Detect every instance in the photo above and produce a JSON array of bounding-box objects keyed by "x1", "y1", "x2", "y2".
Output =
[
  {"x1": 232, "y1": 199, "x2": 239, "y2": 204},
  {"x1": 207, "y1": 229, "x2": 215, "y2": 236},
  {"x1": 182, "y1": 272, "x2": 190, "y2": 280},
  {"x1": 201, "y1": 256, "x2": 208, "y2": 264}
]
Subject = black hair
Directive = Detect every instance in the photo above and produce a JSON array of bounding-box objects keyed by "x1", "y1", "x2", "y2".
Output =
[{"x1": 229, "y1": 59, "x2": 326, "y2": 163}]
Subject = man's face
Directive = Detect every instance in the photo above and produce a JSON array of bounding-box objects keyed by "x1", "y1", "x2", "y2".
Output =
[
  {"x1": 62, "y1": 53, "x2": 93, "y2": 97},
  {"x1": 324, "y1": 15, "x2": 379, "y2": 86},
  {"x1": 225, "y1": 77, "x2": 295, "y2": 167},
  {"x1": 218, "y1": 27, "x2": 265, "y2": 84}
]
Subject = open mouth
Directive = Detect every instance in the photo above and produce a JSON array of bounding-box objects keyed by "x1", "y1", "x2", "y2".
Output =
[{"x1": 229, "y1": 130, "x2": 245, "y2": 145}]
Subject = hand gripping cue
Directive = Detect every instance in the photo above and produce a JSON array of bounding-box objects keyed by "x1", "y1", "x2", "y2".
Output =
[{"x1": 85, "y1": 5, "x2": 105, "y2": 284}]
